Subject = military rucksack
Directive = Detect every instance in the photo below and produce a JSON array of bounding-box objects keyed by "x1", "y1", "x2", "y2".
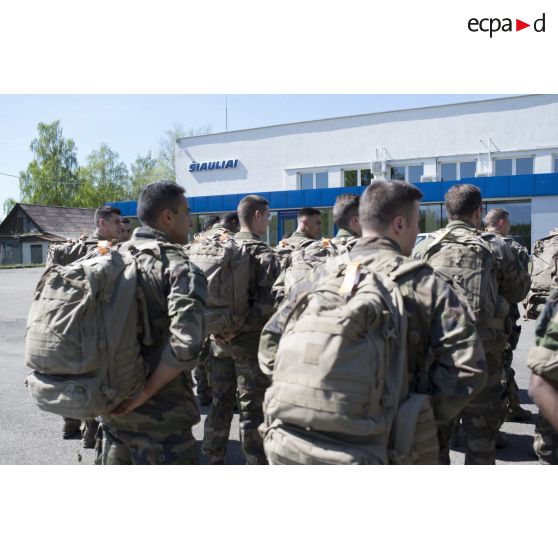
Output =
[
  {"x1": 25, "y1": 243, "x2": 158, "y2": 420},
  {"x1": 187, "y1": 233, "x2": 252, "y2": 335},
  {"x1": 418, "y1": 226, "x2": 503, "y2": 330},
  {"x1": 261, "y1": 254, "x2": 438, "y2": 465},
  {"x1": 524, "y1": 231, "x2": 558, "y2": 318},
  {"x1": 274, "y1": 237, "x2": 358, "y2": 303},
  {"x1": 275, "y1": 236, "x2": 316, "y2": 272}
]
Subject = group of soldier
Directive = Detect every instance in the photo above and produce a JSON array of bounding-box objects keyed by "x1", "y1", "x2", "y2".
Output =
[{"x1": 43, "y1": 178, "x2": 558, "y2": 464}]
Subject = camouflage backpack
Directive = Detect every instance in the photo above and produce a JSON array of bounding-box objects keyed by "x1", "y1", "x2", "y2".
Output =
[
  {"x1": 274, "y1": 236, "x2": 358, "y2": 303},
  {"x1": 262, "y1": 254, "x2": 437, "y2": 465},
  {"x1": 524, "y1": 230, "x2": 558, "y2": 319},
  {"x1": 24, "y1": 243, "x2": 160, "y2": 420},
  {"x1": 187, "y1": 233, "x2": 252, "y2": 335},
  {"x1": 274, "y1": 236, "x2": 316, "y2": 272},
  {"x1": 418, "y1": 225, "x2": 504, "y2": 330}
]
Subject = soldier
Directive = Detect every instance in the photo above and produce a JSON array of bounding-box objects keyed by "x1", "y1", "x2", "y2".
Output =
[
  {"x1": 483, "y1": 208, "x2": 532, "y2": 425},
  {"x1": 415, "y1": 185, "x2": 528, "y2": 464},
  {"x1": 46, "y1": 204, "x2": 123, "y2": 448},
  {"x1": 98, "y1": 181, "x2": 207, "y2": 465},
  {"x1": 260, "y1": 180, "x2": 487, "y2": 464},
  {"x1": 192, "y1": 212, "x2": 240, "y2": 407},
  {"x1": 330, "y1": 193, "x2": 362, "y2": 248},
  {"x1": 117, "y1": 217, "x2": 133, "y2": 243},
  {"x1": 528, "y1": 289, "x2": 558, "y2": 444},
  {"x1": 275, "y1": 207, "x2": 322, "y2": 271},
  {"x1": 202, "y1": 195, "x2": 280, "y2": 464},
  {"x1": 524, "y1": 228, "x2": 558, "y2": 464}
]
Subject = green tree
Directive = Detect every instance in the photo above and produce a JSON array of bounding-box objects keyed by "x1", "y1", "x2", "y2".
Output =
[
  {"x1": 158, "y1": 123, "x2": 212, "y2": 181},
  {"x1": 129, "y1": 150, "x2": 164, "y2": 197},
  {"x1": 78, "y1": 143, "x2": 130, "y2": 206},
  {"x1": 19, "y1": 121, "x2": 81, "y2": 206},
  {"x1": 2, "y1": 198, "x2": 17, "y2": 217}
]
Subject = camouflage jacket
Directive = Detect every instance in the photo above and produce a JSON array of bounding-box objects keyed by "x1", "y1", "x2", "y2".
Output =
[
  {"x1": 260, "y1": 236, "x2": 487, "y2": 425},
  {"x1": 103, "y1": 226, "x2": 208, "y2": 434},
  {"x1": 487, "y1": 232, "x2": 531, "y2": 324},
  {"x1": 45, "y1": 231, "x2": 105, "y2": 267},
  {"x1": 481, "y1": 231, "x2": 531, "y2": 307},
  {"x1": 193, "y1": 223, "x2": 234, "y2": 243},
  {"x1": 527, "y1": 289, "x2": 558, "y2": 386}
]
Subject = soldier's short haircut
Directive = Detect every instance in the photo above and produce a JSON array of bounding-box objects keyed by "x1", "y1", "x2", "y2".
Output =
[
  {"x1": 221, "y1": 212, "x2": 240, "y2": 231},
  {"x1": 137, "y1": 181, "x2": 186, "y2": 227},
  {"x1": 445, "y1": 184, "x2": 483, "y2": 220},
  {"x1": 298, "y1": 207, "x2": 321, "y2": 218},
  {"x1": 202, "y1": 214, "x2": 221, "y2": 231},
  {"x1": 333, "y1": 194, "x2": 360, "y2": 229},
  {"x1": 237, "y1": 195, "x2": 269, "y2": 225},
  {"x1": 94, "y1": 204, "x2": 122, "y2": 227},
  {"x1": 359, "y1": 180, "x2": 423, "y2": 232},
  {"x1": 484, "y1": 208, "x2": 509, "y2": 228}
]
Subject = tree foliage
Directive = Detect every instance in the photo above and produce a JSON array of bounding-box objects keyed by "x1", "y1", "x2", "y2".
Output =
[
  {"x1": 18, "y1": 121, "x2": 82, "y2": 206},
  {"x1": 78, "y1": 143, "x2": 130, "y2": 206},
  {"x1": 129, "y1": 150, "x2": 164, "y2": 198}
]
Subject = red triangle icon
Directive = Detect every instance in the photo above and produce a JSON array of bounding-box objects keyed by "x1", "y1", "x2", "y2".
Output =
[{"x1": 516, "y1": 19, "x2": 530, "y2": 31}]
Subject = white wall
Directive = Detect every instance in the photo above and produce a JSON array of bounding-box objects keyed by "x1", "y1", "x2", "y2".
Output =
[
  {"x1": 176, "y1": 95, "x2": 558, "y2": 196},
  {"x1": 532, "y1": 197, "x2": 558, "y2": 246}
]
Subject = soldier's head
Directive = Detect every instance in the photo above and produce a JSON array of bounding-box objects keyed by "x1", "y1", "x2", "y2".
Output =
[
  {"x1": 94, "y1": 204, "x2": 123, "y2": 241},
  {"x1": 445, "y1": 184, "x2": 483, "y2": 228},
  {"x1": 118, "y1": 217, "x2": 133, "y2": 243},
  {"x1": 360, "y1": 179, "x2": 423, "y2": 256},
  {"x1": 333, "y1": 194, "x2": 361, "y2": 237},
  {"x1": 137, "y1": 181, "x2": 191, "y2": 244},
  {"x1": 202, "y1": 215, "x2": 221, "y2": 232},
  {"x1": 221, "y1": 212, "x2": 240, "y2": 234},
  {"x1": 484, "y1": 208, "x2": 510, "y2": 235},
  {"x1": 238, "y1": 195, "x2": 271, "y2": 236},
  {"x1": 297, "y1": 207, "x2": 322, "y2": 239}
]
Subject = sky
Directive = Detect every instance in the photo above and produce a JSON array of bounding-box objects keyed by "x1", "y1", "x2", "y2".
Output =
[{"x1": 0, "y1": 94, "x2": 509, "y2": 216}]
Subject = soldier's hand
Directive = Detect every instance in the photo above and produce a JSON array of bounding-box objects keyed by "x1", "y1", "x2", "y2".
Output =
[{"x1": 108, "y1": 392, "x2": 149, "y2": 416}]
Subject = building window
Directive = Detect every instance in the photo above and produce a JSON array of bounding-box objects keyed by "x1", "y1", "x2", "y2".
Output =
[
  {"x1": 460, "y1": 161, "x2": 476, "y2": 179},
  {"x1": 300, "y1": 173, "x2": 314, "y2": 190},
  {"x1": 300, "y1": 171, "x2": 329, "y2": 189},
  {"x1": 440, "y1": 163, "x2": 457, "y2": 181},
  {"x1": 494, "y1": 159, "x2": 513, "y2": 176},
  {"x1": 408, "y1": 165, "x2": 423, "y2": 183},
  {"x1": 360, "y1": 169, "x2": 372, "y2": 186},
  {"x1": 554, "y1": 157, "x2": 558, "y2": 173},
  {"x1": 390, "y1": 164, "x2": 424, "y2": 183},
  {"x1": 390, "y1": 166, "x2": 406, "y2": 181},
  {"x1": 516, "y1": 157, "x2": 533, "y2": 175},
  {"x1": 343, "y1": 169, "x2": 370, "y2": 187}
]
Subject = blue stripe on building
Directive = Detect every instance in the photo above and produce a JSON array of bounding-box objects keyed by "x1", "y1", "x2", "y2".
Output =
[{"x1": 111, "y1": 173, "x2": 558, "y2": 217}]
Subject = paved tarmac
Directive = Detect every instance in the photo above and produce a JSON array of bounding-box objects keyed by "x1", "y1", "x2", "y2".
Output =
[{"x1": 0, "y1": 267, "x2": 542, "y2": 465}]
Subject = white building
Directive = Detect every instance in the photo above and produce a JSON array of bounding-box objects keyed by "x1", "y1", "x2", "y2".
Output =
[{"x1": 123, "y1": 95, "x2": 558, "y2": 247}]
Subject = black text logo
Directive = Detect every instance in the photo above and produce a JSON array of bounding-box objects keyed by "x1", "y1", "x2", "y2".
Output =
[{"x1": 468, "y1": 13, "x2": 546, "y2": 37}]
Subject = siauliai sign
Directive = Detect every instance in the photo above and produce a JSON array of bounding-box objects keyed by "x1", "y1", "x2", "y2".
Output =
[{"x1": 189, "y1": 159, "x2": 239, "y2": 172}]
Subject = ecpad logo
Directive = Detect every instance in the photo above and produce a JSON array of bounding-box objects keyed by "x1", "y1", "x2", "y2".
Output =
[{"x1": 468, "y1": 13, "x2": 546, "y2": 37}]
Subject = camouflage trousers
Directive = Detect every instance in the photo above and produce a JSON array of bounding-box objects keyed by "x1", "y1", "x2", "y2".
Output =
[
  {"x1": 202, "y1": 353, "x2": 271, "y2": 464},
  {"x1": 533, "y1": 413, "x2": 558, "y2": 465},
  {"x1": 461, "y1": 351, "x2": 503, "y2": 465},
  {"x1": 96, "y1": 425, "x2": 198, "y2": 465},
  {"x1": 193, "y1": 363, "x2": 212, "y2": 403}
]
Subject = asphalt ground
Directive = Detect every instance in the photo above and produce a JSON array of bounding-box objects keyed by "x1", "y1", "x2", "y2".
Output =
[{"x1": 0, "y1": 267, "x2": 542, "y2": 465}]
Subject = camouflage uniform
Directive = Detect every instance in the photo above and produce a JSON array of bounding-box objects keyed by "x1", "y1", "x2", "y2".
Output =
[
  {"x1": 202, "y1": 231, "x2": 280, "y2": 464},
  {"x1": 485, "y1": 233, "x2": 531, "y2": 424},
  {"x1": 96, "y1": 226, "x2": 207, "y2": 465},
  {"x1": 46, "y1": 230, "x2": 107, "y2": 440},
  {"x1": 415, "y1": 221, "x2": 529, "y2": 464},
  {"x1": 528, "y1": 290, "x2": 558, "y2": 464},
  {"x1": 260, "y1": 235, "x2": 488, "y2": 465}
]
